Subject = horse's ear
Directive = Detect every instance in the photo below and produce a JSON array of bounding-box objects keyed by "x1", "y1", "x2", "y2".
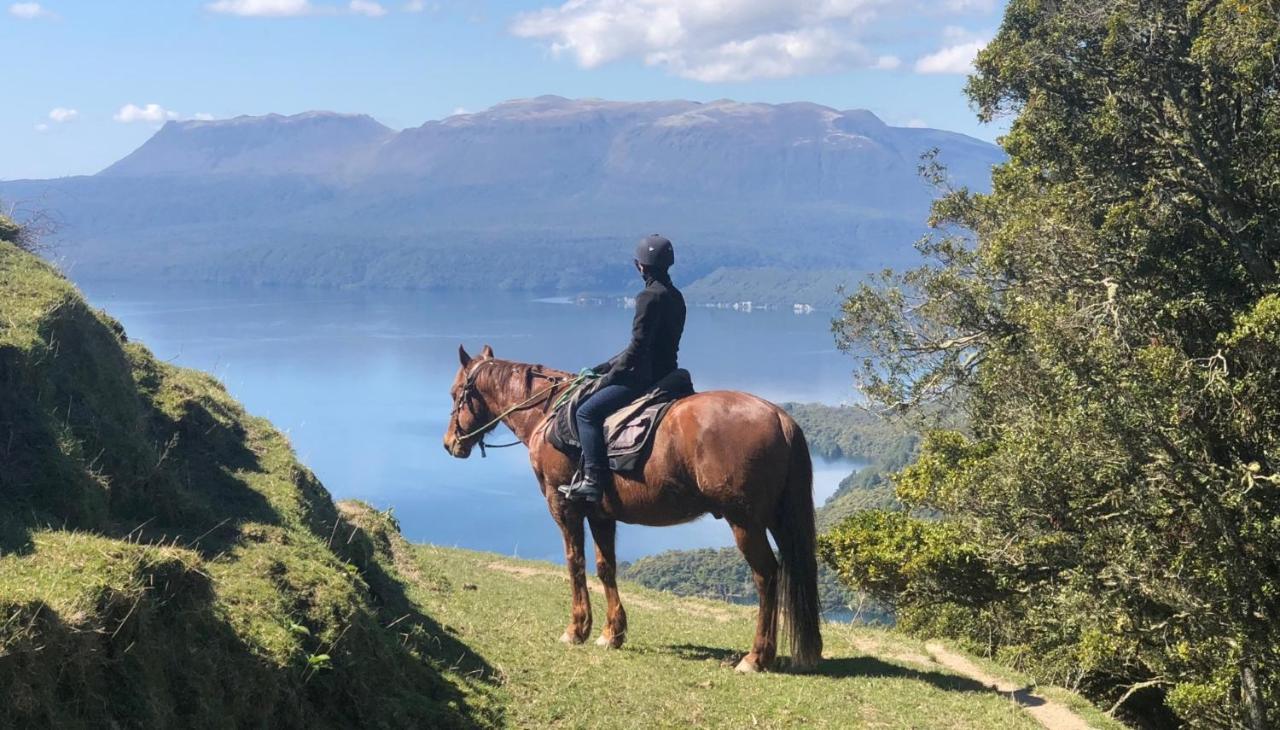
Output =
[
  {"x1": 458, "y1": 345, "x2": 472, "y2": 367},
  {"x1": 480, "y1": 344, "x2": 494, "y2": 359}
]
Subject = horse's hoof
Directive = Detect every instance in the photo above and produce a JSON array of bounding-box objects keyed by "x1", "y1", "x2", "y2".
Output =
[
  {"x1": 735, "y1": 657, "x2": 761, "y2": 673},
  {"x1": 596, "y1": 633, "x2": 624, "y2": 649},
  {"x1": 560, "y1": 630, "x2": 587, "y2": 645}
]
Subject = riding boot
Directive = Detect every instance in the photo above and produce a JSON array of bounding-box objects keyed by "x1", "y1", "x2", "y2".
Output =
[{"x1": 558, "y1": 466, "x2": 608, "y2": 503}]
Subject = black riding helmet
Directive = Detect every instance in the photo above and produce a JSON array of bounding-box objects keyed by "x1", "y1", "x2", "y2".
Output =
[{"x1": 635, "y1": 234, "x2": 675, "y2": 269}]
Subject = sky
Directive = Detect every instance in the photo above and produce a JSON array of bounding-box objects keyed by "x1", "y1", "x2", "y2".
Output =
[{"x1": 2, "y1": 0, "x2": 1009, "y2": 180}]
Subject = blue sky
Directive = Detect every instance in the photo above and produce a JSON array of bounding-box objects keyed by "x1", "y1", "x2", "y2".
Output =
[{"x1": 2, "y1": 0, "x2": 1009, "y2": 180}]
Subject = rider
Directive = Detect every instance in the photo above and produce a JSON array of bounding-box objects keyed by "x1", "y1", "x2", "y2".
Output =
[{"x1": 559, "y1": 234, "x2": 687, "y2": 503}]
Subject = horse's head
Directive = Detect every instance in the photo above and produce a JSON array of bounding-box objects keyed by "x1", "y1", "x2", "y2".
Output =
[{"x1": 444, "y1": 344, "x2": 497, "y2": 458}]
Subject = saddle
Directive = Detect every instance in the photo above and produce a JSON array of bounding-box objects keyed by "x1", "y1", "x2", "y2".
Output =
[{"x1": 544, "y1": 369, "x2": 694, "y2": 473}]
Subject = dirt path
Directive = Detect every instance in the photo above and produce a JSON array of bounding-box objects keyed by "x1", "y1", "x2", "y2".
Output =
[
  {"x1": 925, "y1": 642, "x2": 1096, "y2": 730},
  {"x1": 485, "y1": 561, "x2": 736, "y2": 622}
]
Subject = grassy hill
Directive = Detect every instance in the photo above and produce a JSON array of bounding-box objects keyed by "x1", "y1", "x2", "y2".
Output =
[
  {"x1": 0, "y1": 239, "x2": 499, "y2": 728},
  {"x1": 0, "y1": 238, "x2": 1118, "y2": 728}
]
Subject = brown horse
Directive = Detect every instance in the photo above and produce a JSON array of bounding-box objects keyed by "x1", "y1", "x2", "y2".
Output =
[{"x1": 444, "y1": 345, "x2": 822, "y2": 672}]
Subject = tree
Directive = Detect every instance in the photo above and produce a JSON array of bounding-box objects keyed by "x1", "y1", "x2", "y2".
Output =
[
  {"x1": 823, "y1": 1, "x2": 1280, "y2": 727},
  {"x1": 0, "y1": 200, "x2": 57, "y2": 256}
]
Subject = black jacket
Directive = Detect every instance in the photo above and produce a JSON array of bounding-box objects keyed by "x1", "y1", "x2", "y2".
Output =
[{"x1": 595, "y1": 273, "x2": 686, "y2": 389}]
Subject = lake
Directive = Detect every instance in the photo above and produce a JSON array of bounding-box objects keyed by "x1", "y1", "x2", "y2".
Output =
[{"x1": 77, "y1": 279, "x2": 862, "y2": 563}]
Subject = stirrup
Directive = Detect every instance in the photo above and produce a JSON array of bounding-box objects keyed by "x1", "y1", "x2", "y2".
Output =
[{"x1": 557, "y1": 471, "x2": 603, "y2": 503}]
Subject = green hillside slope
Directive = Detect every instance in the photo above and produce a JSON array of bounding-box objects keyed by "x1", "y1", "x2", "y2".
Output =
[{"x1": 0, "y1": 239, "x2": 499, "y2": 728}]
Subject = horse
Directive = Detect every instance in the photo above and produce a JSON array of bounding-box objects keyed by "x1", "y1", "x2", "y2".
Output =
[{"x1": 443, "y1": 345, "x2": 822, "y2": 672}]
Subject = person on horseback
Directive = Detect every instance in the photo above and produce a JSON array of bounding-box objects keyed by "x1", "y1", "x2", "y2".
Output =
[{"x1": 559, "y1": 234, "x2": 687, "y2": 503}]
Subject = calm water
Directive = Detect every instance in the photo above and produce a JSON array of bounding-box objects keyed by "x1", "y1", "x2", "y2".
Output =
[{"x1": 78, "y1": 280, "x2": 861, "y2": 563}]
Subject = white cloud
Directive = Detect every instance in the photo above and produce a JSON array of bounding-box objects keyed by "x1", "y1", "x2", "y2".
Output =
[
  {"x1": 349, "y1": 0, "x2": 386, "y2": 16},
  {"x1": 943, "y1": 0, "x2": 996, "y2": 11},
  {"x1": 903, "y1": 118, "x2": 928, "y2": 128},
  {"x1": 205, "y1": 0, "x2": 396, "y2": 16},
  {"x1": 914, "y1": 38, "x2": 986, "y2": 74},
  {"x1": 403, "y1": 0, "x2": 433, "y2": 11},
  {"x1": 190, "y1": 112, "x2": 218, "y2": 121},
  {"x1": 513, "y1": 0, "x2": 907, "y2": 82},
  {"x1": 48, "y1": 107, "x2": 78, "y2": 123},
  {"x1": 511, "y1": 0, "x2": 999, "y2": 82},
  {"x1": 663, "y1": 28, "x2": 888, "y2": 83},
  {"x1": 206, "y1": 0, "x2": 315, "y2": 16},
  {"x1": 9, "y1": 2, "x2": 54, "y2": 19},
  {"x1": 114, "y1": 103, "x2": 181, "y2": 123},
  {"x1": 34, "y1": 123, "x2": 49, "y2": 133}
]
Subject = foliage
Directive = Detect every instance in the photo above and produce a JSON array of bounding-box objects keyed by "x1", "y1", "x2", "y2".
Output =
[
  {"x1": 0, "y1": 213, "x2": 19, "y2": 246},
  {"x1": 818, "y1": 512, "x2": 995, "y2": 610},
  {"x1": 0, "y1": 242, "x2": 500, "y2": 728},
  {"x1": 0, "y1": 202, "x2": 56, "y2": 255},
  {"x1": 827, "y1": 1, "x2": 1280, "y2": 727}
]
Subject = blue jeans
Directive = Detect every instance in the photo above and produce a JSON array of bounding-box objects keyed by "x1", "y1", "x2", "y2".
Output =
[{"x1": 576, "y1": 383, "x2": 640, "y2": 472}]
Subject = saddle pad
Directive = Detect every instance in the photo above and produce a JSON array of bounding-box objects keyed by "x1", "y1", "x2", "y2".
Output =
[{"x1": 545, "y1": 369, "x2": 693, "y2": 473}]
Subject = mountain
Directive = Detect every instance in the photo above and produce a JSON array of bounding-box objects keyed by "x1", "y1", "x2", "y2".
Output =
[
  {"x1": 101, "y1": 111, "x2": 394, "y2": 178},
  {"x1": 0, "y1": 97, "x2": 1004, "y2": 299}
]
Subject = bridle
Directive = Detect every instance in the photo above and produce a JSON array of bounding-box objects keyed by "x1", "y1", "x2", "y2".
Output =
[{"x1": 448, "y1": 360, "x2": 569, "y2": 457}]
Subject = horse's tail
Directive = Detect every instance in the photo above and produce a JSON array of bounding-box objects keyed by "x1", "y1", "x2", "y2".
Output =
[{"x1": 773, "y1": 418, "x2": 823, "y2": 670}]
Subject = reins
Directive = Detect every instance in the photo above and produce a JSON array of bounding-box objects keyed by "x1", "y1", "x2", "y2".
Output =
[{"x1": 451, "y1": 362, "x2": 596, "y2": 457}]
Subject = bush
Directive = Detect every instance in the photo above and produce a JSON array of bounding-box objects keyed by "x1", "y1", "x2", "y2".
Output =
[
  {"x1": 818, "y1": 511, "x2": 995, "y2": 608},
  {"x1": 0, "y1": 214, "x2": 19, "y2": 245}
]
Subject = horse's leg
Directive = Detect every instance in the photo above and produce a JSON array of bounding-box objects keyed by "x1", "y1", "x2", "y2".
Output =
[
  {"x1": 730, "y1": 522, "x2": 779, "y2": 673},
  {"x1": 587, "y1": 515, "x2": 627, "y2": 649},
  {"x1": 557, "y1": 511, "x2": 593, "y2": 645}
]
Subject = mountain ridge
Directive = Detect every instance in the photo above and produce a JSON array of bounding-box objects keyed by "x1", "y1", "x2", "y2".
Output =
[{"x1": 1, "y1": 97, "x2": 1005, "y2": 297}]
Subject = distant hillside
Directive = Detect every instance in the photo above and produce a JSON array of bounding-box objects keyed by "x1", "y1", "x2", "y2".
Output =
[
  {"x1": 778, "y1": 402, "x2": 922, "y2": 530},
  {"x1": 0, "y1": 97, "x2": 1003, "y2": 294},
  {"x1": 618, "y1": 546, "x2": 892, "y2": 623},
  {"x1": 683, "y1": 267, "x2": 867, "y2": 308}
]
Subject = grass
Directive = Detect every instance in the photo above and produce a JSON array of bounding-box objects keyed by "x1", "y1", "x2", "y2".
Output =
[{"x1": 408, "y1": 546, "x2": 1127, "y2": 729}]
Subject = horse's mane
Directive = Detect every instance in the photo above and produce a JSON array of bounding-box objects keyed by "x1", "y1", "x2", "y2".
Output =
[{"x1": 480, "y1": 358, "x2": 572, "y2": 403}]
